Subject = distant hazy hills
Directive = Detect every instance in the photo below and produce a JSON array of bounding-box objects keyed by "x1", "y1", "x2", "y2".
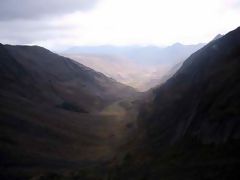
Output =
[
  {"x1": 64, "y1": 43, "x2": 204, "y2": 66},
  {"x1": 63, "y1": 43, "x2": 204, "y2": 91}
]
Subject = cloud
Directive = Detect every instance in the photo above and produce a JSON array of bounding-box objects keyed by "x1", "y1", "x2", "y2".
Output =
[
  {"x1": 0, "y1": 0, "x2": 239, "y2": 50},
  {"x1": 0, "y1": 0, "x2": 97, "y2": 20},
  {"x1": 0, "y1": 19, "x2": 75, "y2": 46}
]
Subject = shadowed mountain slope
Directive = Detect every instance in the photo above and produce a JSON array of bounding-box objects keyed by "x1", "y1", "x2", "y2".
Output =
[
  {"x1": 140, "y1": 27, "x2": 240, "y2": 145},
  {"x1": 113, "y1": 27, "x2": 240, "y2": 180},
  {"x1": 0, "y1": 44, "x2": 138, "y2": 179},
  {"x1": 0, "y1": 44, "x2": 137, "y2": 112}
]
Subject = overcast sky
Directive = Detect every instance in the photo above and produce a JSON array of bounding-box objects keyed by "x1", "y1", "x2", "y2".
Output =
[{"x1": 0, "y1": 0, "x2": 239, "y2": 50}]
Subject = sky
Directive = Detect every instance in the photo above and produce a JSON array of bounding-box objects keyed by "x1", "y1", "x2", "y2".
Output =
[{"x1": 0, "y1": 0, "x2": 239, "y2": 50}]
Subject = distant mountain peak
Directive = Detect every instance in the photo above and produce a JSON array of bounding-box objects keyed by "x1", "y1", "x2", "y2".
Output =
[
  {"x1": 171, "y1": 42, "x2": 183, "y2": 47},
  {"x1": 213, "y1": 34, "x2": 223, "y2": 40}
]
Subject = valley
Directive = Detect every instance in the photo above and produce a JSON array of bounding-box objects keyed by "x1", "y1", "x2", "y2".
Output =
[
  {"x1": 0, "y1": 27, "x2": 240, "y2": 180},
  {"x1": 1, "y1": 0, "x2": 240, "y2": 179}
]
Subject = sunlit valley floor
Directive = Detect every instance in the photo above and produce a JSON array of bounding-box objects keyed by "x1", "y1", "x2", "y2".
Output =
[{"x1": 1, "y1": 27, "x2": 240, "y2": 180}]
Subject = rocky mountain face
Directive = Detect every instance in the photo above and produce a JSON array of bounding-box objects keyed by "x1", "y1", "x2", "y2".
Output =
[{"x1": 112, "y1": 27, "x2": 240, "y2": 180}]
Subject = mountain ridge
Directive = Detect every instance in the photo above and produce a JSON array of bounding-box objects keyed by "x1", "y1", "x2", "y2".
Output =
[
  {"x1": 0, "y1": 43, "x2": 138, "y2": 112},
  {"x1": 0, "y1": 43, "x2": 139, "y2": 179},
  {"x1": 114, "y1": 26, "x2": 240, "y2": 180}
]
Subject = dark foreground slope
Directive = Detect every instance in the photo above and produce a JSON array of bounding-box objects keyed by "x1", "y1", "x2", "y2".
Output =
[
  {"x1": 114, "y1": 27, "x2": 240, "y2": 180},
  {"x1": 0, "y1": 44, "x2": 138, "y2": 179}
]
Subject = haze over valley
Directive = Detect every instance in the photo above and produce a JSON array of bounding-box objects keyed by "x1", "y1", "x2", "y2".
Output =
[{"x1": 62, "y1": 43, "x2": 204, "y2": 90}]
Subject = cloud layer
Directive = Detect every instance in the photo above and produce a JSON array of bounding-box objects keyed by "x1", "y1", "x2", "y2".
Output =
[
  {"x1": 0, "y1": 0, "x2": 239, "y2": 50},
  {"x1": 0, "y1": 0, "x2": 97, "y2": 20}
]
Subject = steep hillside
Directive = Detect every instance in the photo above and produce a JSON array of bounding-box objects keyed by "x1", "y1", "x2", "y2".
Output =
[
  {"x1": 0, "y1": 44, "x2": 137, "y2": 112},
  {"x1": 0, "y1": 44, "x2": 138, "y2": 179},
  {"x1": 140, "y1": 27, "x2": 240, "y2": 145},
  {"x1": 113, "y1": 27, "x2": 240, "y2": 180}
]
